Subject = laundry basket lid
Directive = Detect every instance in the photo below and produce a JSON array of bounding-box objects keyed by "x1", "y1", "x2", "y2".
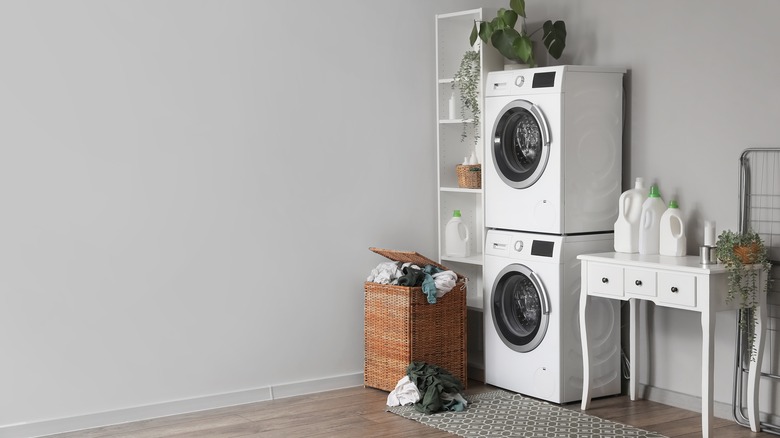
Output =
[{"x1": 369, "y1": 247, "x2": 453, "y2": 273}]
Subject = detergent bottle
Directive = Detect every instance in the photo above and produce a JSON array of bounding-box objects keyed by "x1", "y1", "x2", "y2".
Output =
[
  {"x1": 659, "y1": 200, "x2": 687, "y2": 256},
  {"x1": 638, "y1": 185, "x2": 666, "y2": 255},
  {"x1": 445, "y1": 210, "x2": 471, "y2": 257},
  {"x1": 613, "y1": 177, "x2": 646, "y2": 253}
]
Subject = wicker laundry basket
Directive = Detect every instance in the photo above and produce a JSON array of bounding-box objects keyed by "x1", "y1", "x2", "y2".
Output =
[{"x1": 364, "y1": 247, "x2": 467, "y2": 392}]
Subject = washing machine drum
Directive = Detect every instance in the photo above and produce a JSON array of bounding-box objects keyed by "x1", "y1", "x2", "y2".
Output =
[
  {"x1": 491, "y1": 264, "x2": 550, "y2": 353},
  {"x1": 492, "y1": 100, "x2": 551, "y2": 189}
]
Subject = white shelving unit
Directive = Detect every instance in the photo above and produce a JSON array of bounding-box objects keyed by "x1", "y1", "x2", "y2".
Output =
[{"x1": 435, "y1": 9, "x2": 501, "y2": 311}]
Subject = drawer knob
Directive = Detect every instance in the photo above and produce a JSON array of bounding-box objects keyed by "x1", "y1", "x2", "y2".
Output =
[
  {"x1": 635, "y1": 280, "x2": 642, "y2": 286},
  {"x1": 602, "y1": 277, "x2": 609, "y2": 283},
  {"x1": 671, "y1": 286, "x2": 679, "y2": 293}
]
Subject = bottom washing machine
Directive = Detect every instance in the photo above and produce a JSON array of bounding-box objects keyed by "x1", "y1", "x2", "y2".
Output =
[{"x1": 483, "y1": 229, "x2": 621, "y2": 403}]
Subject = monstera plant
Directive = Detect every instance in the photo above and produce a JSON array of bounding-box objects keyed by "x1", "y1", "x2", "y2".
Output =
[{"x1": 470, "y1": 0, "x2": 567, "y2": 68}]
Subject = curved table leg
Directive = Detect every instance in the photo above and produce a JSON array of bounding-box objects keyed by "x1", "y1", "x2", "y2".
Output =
[
  {"x1": 702, "y1": 309, "x2": 714, "y2": 438},
  {"x1": 580, "y1": 289, "x2": 591, "y2": 410},
  {"x1": 629, "y1": 298, "x2": 638, "y2": 401},
  {"x1": 748, "y1": 292, "x2": 767, "y2": 432}
]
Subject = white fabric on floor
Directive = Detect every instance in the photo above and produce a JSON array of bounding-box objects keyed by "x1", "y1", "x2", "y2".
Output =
[{"x1": 386, "y1": 375, "x2": 422, "y2": 407}]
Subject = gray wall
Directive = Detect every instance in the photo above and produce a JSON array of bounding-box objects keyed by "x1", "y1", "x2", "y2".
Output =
[
  {"x1": 534, "y1": 0, "x2": 780, "y2": 416},
  {"x1": 3, "y1": 0, "x2": 780, "y2": 435},
  {"x1": 0, "y1": 0, "x2": 486, "y2": 435}
]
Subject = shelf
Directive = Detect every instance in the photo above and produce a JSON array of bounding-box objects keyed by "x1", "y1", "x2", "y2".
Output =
[
  {"x1": 441, "y1": 254, "x2": 483, "y2": 266},
  {"x1": 436, "y1": 8, "x2": 482, "y2": 20},
  {"x1": 441, "y1": 186, "x2": 482, "y2": 194},
  {"x1": 438, "y1": 78, "x2": 456, "y2": 84},
  {"x1": 439, "y1": 118, "x2": 473, "y2": 124}
]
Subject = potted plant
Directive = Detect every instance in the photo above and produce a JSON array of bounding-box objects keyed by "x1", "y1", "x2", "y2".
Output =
[
  {"x1": 470, "y1": 0, "x2": 566, "y2": 68},
  {"x1": 452, "y1": 50, "x2": 481, "y2": 145},
  {"x1": 715, "y1": 229, "x2": 772, "y2": 360}
]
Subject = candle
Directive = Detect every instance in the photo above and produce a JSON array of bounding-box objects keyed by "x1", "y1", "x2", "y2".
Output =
[{"x1": 704, "y1": 221, "x2": 716, "y2": 246}]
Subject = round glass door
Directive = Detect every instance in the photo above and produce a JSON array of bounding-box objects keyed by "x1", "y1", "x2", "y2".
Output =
[
  {"x1": 492, "y1": 100, "x2": 551, "y2": 189},
  {"x1": 491, "y1": 264, "x2": 550, "y2": 352}
]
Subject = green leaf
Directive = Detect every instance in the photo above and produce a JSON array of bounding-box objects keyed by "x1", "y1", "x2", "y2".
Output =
[
  {"x1": 513, "y1": 35, "x2": 534, "y2": 64},
  {"x1": 491, "y1": 28, "x2": 522, "y2": 61},
  {"x1": 470, "y1": 22, "x2": 478, "y2": 46},
  {"x1": 491, "y1": 15, "x2": 506, "y2": 31},
  {"x1": 542, "y1": 20, "x2": 567, "y2": 59},
  {"x1": 479, "y1": 21, "x2": 493, "y2": 43},
  {"x1": 509, "y1": 0, "x2": 526, "y2": 18},
  {"x1": 497, "y1": 8, "x2": 518, "y2": 29}
]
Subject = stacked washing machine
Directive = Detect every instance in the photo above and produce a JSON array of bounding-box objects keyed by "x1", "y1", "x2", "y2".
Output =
[{"x1": 483, "y1": 65, "x2": 626, "y2": 404}]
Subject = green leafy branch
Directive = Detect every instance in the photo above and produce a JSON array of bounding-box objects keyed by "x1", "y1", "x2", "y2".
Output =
[{"x1": 469, "y1": 0, "x2": 566, "y2": 68}]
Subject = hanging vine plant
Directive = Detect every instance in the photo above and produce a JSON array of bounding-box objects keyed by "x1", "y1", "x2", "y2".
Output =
[{"x1": 452, "y1": 50, "x2": 481, "y2": 145}]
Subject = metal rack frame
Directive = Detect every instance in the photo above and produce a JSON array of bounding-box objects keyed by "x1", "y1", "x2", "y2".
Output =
[{"x1": 733, "y1": 148, "x2": 780, "y2": 434}]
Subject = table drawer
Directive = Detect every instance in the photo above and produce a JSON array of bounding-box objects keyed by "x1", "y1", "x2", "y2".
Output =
[
  {"x1": 657, "y1": 272, "x2": 697, "y2": 307},
  {"x1": 587, "y1": 263, "x2": 624, "y2": 297},
  {"x1": 625, "y1": 268, "x2": 657, "y2": 297}
]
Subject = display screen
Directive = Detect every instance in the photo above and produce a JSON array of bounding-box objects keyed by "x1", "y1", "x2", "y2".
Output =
[
  {"x1": 531, "y1": 240, "x2": 554, "y2": 257},
  {"x1": 532, "y1": 72, "x2": 556, "y2": 88}
]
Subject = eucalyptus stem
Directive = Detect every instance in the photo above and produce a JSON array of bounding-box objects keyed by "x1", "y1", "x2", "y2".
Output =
[{"x1": 452, "y1": 50, "x2": 481, "y2": 146}]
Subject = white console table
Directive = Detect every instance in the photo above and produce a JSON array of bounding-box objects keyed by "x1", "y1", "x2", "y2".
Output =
[{"x1": 578, "y1": 252, "x2": 766, "y2": 438}]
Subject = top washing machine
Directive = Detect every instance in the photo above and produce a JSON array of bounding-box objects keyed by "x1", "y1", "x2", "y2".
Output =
[{"x1": 484, "y1": 66, "x2": 626, "y2": 235}]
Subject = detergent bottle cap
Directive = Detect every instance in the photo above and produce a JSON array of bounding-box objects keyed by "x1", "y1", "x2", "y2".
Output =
[
  {"x1": 634, "y1": 177, "x2": 645, "y2": 189},
  {"x1": 648, "y1": 185, "x2": 661, "y2": 198},
  {"x1": 452, "y1": 210, "x2": 462, "y2": 218},
  {"x1": 668, "y1": 200, "x2": 678, "y2": 208}
]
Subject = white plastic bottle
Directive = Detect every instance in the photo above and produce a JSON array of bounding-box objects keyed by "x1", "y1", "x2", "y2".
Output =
[
  {"x1": 613, "y1": 177, "x2": 646, "y2": 253},
  {"x1": 445, "y1": 210, "x2": 471, "y2": 257},
  {"x1": 638, "y1": 185, "x2": 666, "y2": 255},
  {"x1": 448, "y1": 93, "x2": 457, "y2": 120},
  {"x1": 659, "y1": 200, "x2": 687, "y2": 256}
]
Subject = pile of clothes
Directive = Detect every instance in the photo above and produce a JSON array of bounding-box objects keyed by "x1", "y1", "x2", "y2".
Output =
[
  {"x1": 366, "y1": 261, "x2": 458, "y2": 304},
  {"x1": 386, "y1": 362, "x2": 467, "y2": 413}
]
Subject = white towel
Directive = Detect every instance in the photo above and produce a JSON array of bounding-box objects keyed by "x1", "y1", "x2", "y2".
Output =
[{"x1": 386, "y1": 375, "x2": 421, "y2": 407}]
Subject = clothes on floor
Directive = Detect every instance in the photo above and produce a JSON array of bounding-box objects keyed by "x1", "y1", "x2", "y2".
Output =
[
  {"x1": 386, "y1": 375, "x2": 422, "y2": 407},
  {"x1": 406, "y1": 361, "x2": 467, "y2": 414}
]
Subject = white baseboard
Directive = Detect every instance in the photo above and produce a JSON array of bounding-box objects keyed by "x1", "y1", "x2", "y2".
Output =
[
  {"x1": 639, "y1": 383, "x2": 780, "y2": 429},
  {"x1": 1, "y1": 372, "x2": 364, "y2": 438},
  {"x1": 637, "y1": 384, "x2": 733, "y2": 420}
]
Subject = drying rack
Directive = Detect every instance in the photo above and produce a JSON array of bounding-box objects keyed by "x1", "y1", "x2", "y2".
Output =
[{"x1": 733, "y1": 148, "x2": 780, "y2": 434}]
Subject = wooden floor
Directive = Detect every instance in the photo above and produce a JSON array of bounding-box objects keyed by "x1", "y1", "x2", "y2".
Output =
[{"x1": 44, "y1": 382, "x2": 775, "y2": 438}]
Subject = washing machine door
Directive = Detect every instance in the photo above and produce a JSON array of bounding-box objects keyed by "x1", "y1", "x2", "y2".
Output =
[
  {"x1": 492, "y1": 100, "x2": 551, "y2": 189},
  {"x1": 491, "y1": 264, "x2": 550, "y2": 352}
]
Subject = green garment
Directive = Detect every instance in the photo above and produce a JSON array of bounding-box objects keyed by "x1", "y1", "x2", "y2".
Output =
[{"x1": 406, "y1": 361, "x2": 466, "y2": 414}]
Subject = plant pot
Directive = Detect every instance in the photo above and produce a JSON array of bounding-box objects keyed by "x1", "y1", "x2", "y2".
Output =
[
  {"x1": 734, "y1": 244, "x2": 760, "y2": 264},
  {"x1": 503, "y1": 58, "x2": 529, "y2": 70}
]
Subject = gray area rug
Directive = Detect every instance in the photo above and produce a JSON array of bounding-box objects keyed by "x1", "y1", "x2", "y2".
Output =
[{"x1": 387, "y1": 390, "x2": 668, "y2": 438}]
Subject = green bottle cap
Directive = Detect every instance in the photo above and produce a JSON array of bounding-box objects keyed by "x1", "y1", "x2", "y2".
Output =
[
  {"x1": 453, "y1": 210, "x2": 462, "y2": 217},
  {"x1": 668, "y1": 200, "x2": 678, "y2": 208},
  {"x1": 648, "y1": 185, "x2": 661, "y2": 198}
]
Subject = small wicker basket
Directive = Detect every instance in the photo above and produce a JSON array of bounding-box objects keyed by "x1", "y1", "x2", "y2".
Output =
[{"x1": 456, "y1": 164, "x2": 481, "y2": 189}]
